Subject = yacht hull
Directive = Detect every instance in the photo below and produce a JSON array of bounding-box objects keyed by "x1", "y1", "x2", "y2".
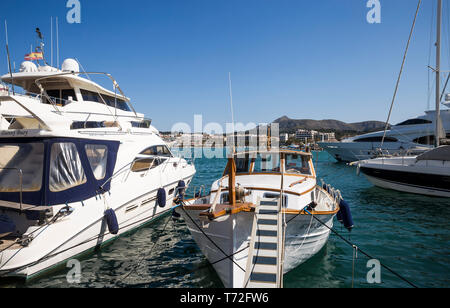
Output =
[
  {"x1": 180, "y1": 209, "x2": 334, "y2": 288},
  {"x1": 319, "y1": 141, "x2": 429, "y2": 163},
  {"x1": 361, "y1": 169, "x2": 450, "y2": 198},
  {"x1": 0, "y1": 174, "x2": 195, "y2": 280}
]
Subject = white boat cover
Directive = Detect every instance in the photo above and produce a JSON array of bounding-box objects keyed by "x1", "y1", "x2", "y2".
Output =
[{"x1": 416, "y1": 146, "x2": 450, "y2": 162}]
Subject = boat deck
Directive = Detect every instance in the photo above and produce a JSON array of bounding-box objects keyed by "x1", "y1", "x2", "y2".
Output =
[{"x1": 0, "y1": 237, "x2": 21, "y2": 251}]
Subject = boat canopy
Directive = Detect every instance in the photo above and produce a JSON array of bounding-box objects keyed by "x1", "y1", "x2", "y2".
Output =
[
  {"x1": 0, "y1": 137, "x2": 119, "y2": 206},
  {"x1": 416, "y1": 146, "x2": 450, "y2": 162}
]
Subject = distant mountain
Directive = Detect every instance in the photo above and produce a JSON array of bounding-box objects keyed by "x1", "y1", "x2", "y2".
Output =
[{"x1": 273, "y1": 116, "x2": 388, "y2": 135}]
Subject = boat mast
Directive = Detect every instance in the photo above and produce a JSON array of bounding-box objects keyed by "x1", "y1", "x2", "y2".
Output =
[{"x1": 435, "y1": 0, "x2": 442, "y2": 147}]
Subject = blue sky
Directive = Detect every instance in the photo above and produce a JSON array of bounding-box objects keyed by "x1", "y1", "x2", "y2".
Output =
[{"x1": 1, "y1": 0, "x2": 449, "y2": 131}]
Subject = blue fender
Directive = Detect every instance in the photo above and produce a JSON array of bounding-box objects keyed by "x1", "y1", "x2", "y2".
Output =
[
  {"x1": 338, "y1": 199, "x2": 354, "y2": 231},
  {"x1": 104, "y1": 209, "x2": 119, "y2": 235},
  {"x1": 157, "y1": 188, "x2": 167, "y2": 208}
]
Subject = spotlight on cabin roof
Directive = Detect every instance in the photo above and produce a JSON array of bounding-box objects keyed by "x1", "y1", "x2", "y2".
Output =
[
  {"x1": 19, "y1": 61, "x2": 38, "y2": 73},
  {"x1": 61, "y1": 58, "x2": 79, "y2": 72}
]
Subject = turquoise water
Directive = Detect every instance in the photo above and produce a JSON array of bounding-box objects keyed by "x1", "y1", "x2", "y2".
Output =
[{"x1": 2, "y1": 151, "x2": 449, "y2": 288}]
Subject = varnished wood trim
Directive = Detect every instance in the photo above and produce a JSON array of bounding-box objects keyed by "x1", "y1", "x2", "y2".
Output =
[{"x1": 209, "y1": 185, "x2": 315, "y2": 197}]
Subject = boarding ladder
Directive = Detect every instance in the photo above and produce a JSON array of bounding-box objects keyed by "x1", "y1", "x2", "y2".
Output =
[{"x1": 244, "y1": 197, "x2": 285, "y2": 288}]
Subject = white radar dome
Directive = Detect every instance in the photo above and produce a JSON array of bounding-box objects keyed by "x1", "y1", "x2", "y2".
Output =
[
  {"x1": 38, "y1": 65, "x2": 58, "y2": 72},
  {"x1": 61, "y1": 58, "x2": 80, "y2": 72},
  {"x1": 19, "y1": 61, "x2": 38, "y2": 73}
]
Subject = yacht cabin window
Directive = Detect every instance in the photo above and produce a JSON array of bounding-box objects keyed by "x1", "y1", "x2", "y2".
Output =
[
  {"x1": 49, "y1": 143, "x2": 87, "y2": 192},
  {"x1": 284, "y1": 154, "x2": 311, "y2": 175},
  {"x1": 130, "y1": 145, "x2": 172, "y2": 172},
  {"x1": 44, "y1": 89, "x2": 77, "y2": 106},
  {"x1": 0, "y1": 143, "x2": 44, "y2": 192},
  {"x1": 253, "y1": 154, "x2": 281, "y2": 173},
  {"x1": 80, "y1": 89, "x2": 131, "y2": 112},
  {"x1": 140, "y1": 145, "x2": 172, "y2": 157},
  {"x1": 131, "y1": 158, "x2": 166, "y2": 173}
]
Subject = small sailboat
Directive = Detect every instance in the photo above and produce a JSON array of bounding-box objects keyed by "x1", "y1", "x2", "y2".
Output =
[
  {"x1": 176, "y1": 147, "x2": 352, "y2": 288},
  {"x1": 357, "y1": 0, "x2": 450, "y2": 198}
]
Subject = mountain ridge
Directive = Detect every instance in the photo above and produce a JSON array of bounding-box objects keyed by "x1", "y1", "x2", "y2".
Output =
[{"x1": 273, "y1": 116, "x2": 388, "y2": 134}]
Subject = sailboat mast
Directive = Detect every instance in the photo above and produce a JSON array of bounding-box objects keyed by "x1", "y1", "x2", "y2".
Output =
[{"x1": 435, "y1": 0, "x2": 442, "y2": 147}]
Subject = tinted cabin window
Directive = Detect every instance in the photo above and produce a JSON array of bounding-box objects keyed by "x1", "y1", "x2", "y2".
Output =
[
  {"x1": 413, "y1": 135, "x2": 435, "y2": 145},
  {"x1": 44, "y1": 89, "x2": 77, "y2": 106},
  {"x1": 354, "y1": 136, "x2": 398, "y2": 142},
  {"x1": 131, "y1": 158, "x2": 166, "y2": 172},
  {"x1": 396, "y1": 119, "x2": 432, "y2": 126},
  {"x1": 62, "y1": 89, "x2": 77, "y2": 102},
  {"x1": 80, "y1": 89, "x2": 131, "y2": 112},
  {"x1": 235, "y1": 157, "x2": 250, "y2": 173},
  {"x1": 140, "y1": 145, "x2": 172, "y2": 157}
]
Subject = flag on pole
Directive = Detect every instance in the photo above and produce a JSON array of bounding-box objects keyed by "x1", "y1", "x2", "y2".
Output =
[{"x1": 24, "y1": 52, "x2": 43, "y2": 61}]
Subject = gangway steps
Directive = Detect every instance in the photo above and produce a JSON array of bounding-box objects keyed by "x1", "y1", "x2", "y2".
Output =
[{"x1": 244, "y1": 198, "x2": 283, "y2": 288}]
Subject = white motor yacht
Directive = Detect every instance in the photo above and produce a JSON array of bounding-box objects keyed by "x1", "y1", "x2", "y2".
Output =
[
  {"x1": 357, "y1": 146, "x2": 450, "y2": 198},
  {"x1": 0, "y1": 52, "x2": 195, "y2": 279},
  {"x1": 319, "y1": 109, "x2": 448, "y2": 163}
]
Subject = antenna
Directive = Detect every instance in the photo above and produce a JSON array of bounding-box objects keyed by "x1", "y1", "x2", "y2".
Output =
[
  {"x1": 35, "y1": 27, "x2": 46, "y2": 65},
  {"x1": 4, "y1": 20, "x2": 15, "y2": 95},
  {"x1": 228, "y1": 72, "x2": 236, "y2": 154},
  {"x1": 56, "y1": 16, "x2": 59, "y2": 68},
  {"x1": 51, "y1": 17, "x2": 53, "y2": 67}
]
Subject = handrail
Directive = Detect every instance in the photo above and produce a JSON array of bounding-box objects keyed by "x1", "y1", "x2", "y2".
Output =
[
  {"x1": 0, "y1": 167, "x2": 23, "y2": 212},
  {"x1": 34, "y1": 71, "x2": 138, "y2": 118}
]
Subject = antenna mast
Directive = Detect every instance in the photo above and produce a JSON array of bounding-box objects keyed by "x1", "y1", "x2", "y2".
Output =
[
  {"x1": 4, "y1": 20, "x2": 15, "y2": 95},
  {"x1": 435, "y1": 0, "x2": 442, "y2": 147},
  {"x1": 51, "y1": 17, "x2": 53, "y2": 67}
]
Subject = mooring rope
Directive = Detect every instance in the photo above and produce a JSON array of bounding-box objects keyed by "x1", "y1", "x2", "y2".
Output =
[
  {"x1": 0, "y1": 207, "x2": 175, "y2": 278},
  {"x1": 178, "y1": 201, "x2": 246, "y2": 273},
  {"x1": 302, "y1": 208, "x2": 419, "y2": 288},
  {"x1": 115, "y1": 213, "x2": 173, "y2": 285}
]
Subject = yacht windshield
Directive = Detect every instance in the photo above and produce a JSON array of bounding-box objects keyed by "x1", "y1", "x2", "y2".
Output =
[
  {"x1": 0, "y1": 143, "x2": 44, "y2": 192},
  {"x1": 254, "y1": 153, "x2": 281, "y2": 173},
  {"x1": 285, "y1": 154, "x2": 311, "y2": 175}
]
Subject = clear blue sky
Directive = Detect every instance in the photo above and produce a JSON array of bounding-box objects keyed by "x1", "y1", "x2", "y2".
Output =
[{"x1": 1, "y1": 0, "x2": 449, "y2": 131}]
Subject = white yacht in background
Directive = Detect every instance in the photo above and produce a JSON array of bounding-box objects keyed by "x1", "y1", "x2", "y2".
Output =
[
  {"x1": 319, "y1": 108, "x2": 449, "y2": 163},
  {"x1": 357, "y1": 146, "x2": 450, "y2": 198},
  {"x1": 0, "y1": 45, "x2": 195, "y2": 278},
  {"x1": 357, "y1": 0, "x2": 450, "y2": 198}
]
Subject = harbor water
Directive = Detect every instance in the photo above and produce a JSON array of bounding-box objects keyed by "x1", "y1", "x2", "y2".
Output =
[{"x1": 2, "y1": 151, "x2": 449, "y2": 288}]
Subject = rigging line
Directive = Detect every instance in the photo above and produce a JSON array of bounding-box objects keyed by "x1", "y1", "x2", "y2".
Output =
[
  {"x1": 74, "y1": 58, "x2": 119, "y2": 124},
  {"x1": 381, "y1": 0, "x2": 422, "y2": 149},
  {"x1": 302, "y1": 208, "x2": 419, "y2": 288},
  {"x1": 428, "y1": 0, "x2": 436, "y2": 110},
  {"x1": 179, "y1": 201, "x2": 246, "y2": 273},
  {"x1": 115, "y1": 213, "x2": 172, "y2": 285},
  {"x1": 0, "y1": 208, "x2": 69, "y2": 269},
  {"x1": 440, "y1": 72, "x2": 450, "y2": 102},
  {"x1": 0, "y1": 207, "x2": 175, "y2": 278}
]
